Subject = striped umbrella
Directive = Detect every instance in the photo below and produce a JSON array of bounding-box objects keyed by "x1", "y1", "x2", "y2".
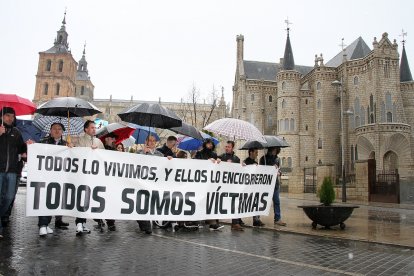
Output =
[
  {"x1": 203, "y1": 118, "x2": 266, "y2": 143},
  {"x1": 33, "y1": 114, "x2": 84, "y2": 136}
]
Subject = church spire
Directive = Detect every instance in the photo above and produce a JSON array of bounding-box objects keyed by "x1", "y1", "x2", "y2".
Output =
[
  {"x1": 400, "y1": 30, "x2": 413, "y2": 82},
  {"x1": 282, "y1": 19, "x2": 295, "y2": 70},
  {"x1": 52, "y1": 10, "x2": 69, "y2": 51},
  {"x1": 78, "y1": 42, "x2": 88, "y2": 73}
]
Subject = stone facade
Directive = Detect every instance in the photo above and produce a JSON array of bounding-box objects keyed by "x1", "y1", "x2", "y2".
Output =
[{"x1": 232, "y1": 32, "x2": 414, "y2": 202}]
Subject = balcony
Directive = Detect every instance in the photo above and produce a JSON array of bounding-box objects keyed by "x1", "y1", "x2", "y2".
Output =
[{"x1": 355, "y1": 123, "x2": 411, "y2": 136}]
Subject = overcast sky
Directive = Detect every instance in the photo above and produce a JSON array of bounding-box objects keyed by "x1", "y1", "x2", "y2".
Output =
[{"x1": 1, "y1": 0, "x2": 413, "y2": 105}]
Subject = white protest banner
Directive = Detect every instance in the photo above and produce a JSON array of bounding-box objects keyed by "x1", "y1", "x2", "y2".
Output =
[{"x1": 26, "y1": 143, "x2": 277, "y2": 221}]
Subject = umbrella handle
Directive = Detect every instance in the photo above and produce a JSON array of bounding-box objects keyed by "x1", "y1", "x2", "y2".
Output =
[{"x1": 67, "y1": 110, "x2": 71, "y2": 144}]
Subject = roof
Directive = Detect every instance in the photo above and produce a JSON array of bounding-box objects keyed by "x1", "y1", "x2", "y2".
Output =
[
  {"x1": 282, "y1": 34, "x2": 295, "y2": 70},
  {"x1": 243, "y1": 60, "x2": 313, "y2": 81},
  {"x1": 76, "y1": 71, "x2": 90, "y2": 81},
  {"x1": 42, "y1": 45, "x2": 70, "y2": 54},
  {"x1": 400, "y1": 45, "x2": 413, "y2": 82},
  {"x1": 326, "y1": 37, "x2": 371, "y2": 67}
]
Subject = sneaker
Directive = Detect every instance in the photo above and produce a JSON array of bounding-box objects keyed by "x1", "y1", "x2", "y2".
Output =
[
  {"x1": 253, "y1": 220, "x2": 265, "y2": 227},
  {"x1": 46, "y1": 226, "x2": 54, "y2": 234},
  {"x1": 82, "y1": 223, "x2": 91, "y2": 234},
  {"x1": 94, "y1": 221, "x2": 105, "y2": 231},
  {"x1": 108, "y1": 224, "x2": 116, "y2": 231},
  {"x1": 231, "y1": 224, "x2": 244, "y2": 231},
  {"x1": 55, "y1": 220, "x2": 69, "y2": 229},
  {"x1": 39, "y1": 226, "x2": 48, "y2": 236},
  {"x1": 76, "y1": 223, "x2": 83, "y2": 236},
  {"x1": 144, "y1": 229, "x2": 152, "y2": 234},
  {"x1": 274, "y1": 220, "x2": 287, "y2": 226},
  {"x1": 209, "y1": 224, "x2": 224, "y2": 231}
]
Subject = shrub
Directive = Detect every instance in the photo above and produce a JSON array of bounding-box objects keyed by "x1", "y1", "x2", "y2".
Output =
[{"x1": 318, "y1": 177, "x2": 335, "y2": 206}]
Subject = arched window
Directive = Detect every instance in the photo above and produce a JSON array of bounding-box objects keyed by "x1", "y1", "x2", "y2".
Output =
[
  {"x1": 282, "y1": 157, "x2": 286, "y2": 167},
  {"x1": 58, "y1": 35, "x2": 63, "y2": 43},
  {"x1": 284, "y1": 118, "x2": 289, "y2": 131},
  {"x1": 305, "y1": 99, "x2": 308, "y2": 104},
  {"x1": 290, "y1": 118, "x2": 295, "y2": 131},
  {"x1": 267, "y1": 115, "x2": 273, "y2": 127},
  {"x1": 360, "y1": 107, "x2": 365, "y2": 125},
  {"x1": 43, "y1": 83, "x2": 48, "y2": 95},
  {"x1": 386, "y1": 112, "x2": 392, "y2": 122},
  {"x1": 269, "y1": 95, "x2": 272, "y2": 102},
  {"x1": 46, "y1": 60, "x2": 51, "y2": 71},
  {"x1": 282, "y1": 81, "x2": 286, "y2": 91},
  {"x1": 282, "y1": 99, "x2": 286, "y2": 108},
  {"x1": 318, "y1": 138, "x2": 322, "y2": 149},
  {"x1": 58, "y1": 60, "x2": 64, "y2": 72},
  {"x1": 251, "y1": 94, "x2": 254, "y2": 101},
  {"x1": 317, "y1": 120, "x2": 321, "y2": 130},
  {"x1": 355, "y1": 116, "x2": 360, "y2": 128},
  {"x1": 287, "y1": 157, "x2": 292, "y2": 168},
  {"x1": 305, "y1": 125, "x2": 308, "y2": 131},
  {"x1": 316, "y1": 82, "x2": 321, "y2": 90},
  {"x1": 81, "y1": 86, "x2": 85, "y2": 95},
  {"x1": 55, "y1": 83, "x2": 60, "y2": 95},
  {"x1": 353, "y1": 76, "x2": 359, "y2": 85},
  {"x1": 317, "y1": 99, "x2": 321, "y2": 109},
  {"x1": 305, "y1": 156, "x2": 308, "y2": 162}
]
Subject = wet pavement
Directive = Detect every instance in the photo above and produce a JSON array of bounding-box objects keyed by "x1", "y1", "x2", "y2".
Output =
[
  {"x1": 1, "y1": 189, "x2": 414, "y2": 275},
  {"x1": 240, "y1": 193, "x2": 414, "y2": 248}
]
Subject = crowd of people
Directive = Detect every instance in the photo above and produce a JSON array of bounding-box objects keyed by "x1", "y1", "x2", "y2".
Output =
[{"x1": 0, "y1": 106, "x2": 286, "y2": 239}]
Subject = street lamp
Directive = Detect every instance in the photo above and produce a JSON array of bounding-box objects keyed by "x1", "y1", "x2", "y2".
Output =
[{"x1": 331, "y1": 80, "x2": 347, "y2": 202}]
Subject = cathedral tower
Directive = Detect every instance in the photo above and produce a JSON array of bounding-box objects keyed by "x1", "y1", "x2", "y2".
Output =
[
  {"x1": 75, "y1": 43, "x2": 94, "y2": 101},
  {"x1": 33, "y1": 12, "x2": 77, "y2": 104}
]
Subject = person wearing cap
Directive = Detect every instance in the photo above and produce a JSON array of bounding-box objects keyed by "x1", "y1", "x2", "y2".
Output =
[
  {"x1": 0, "y1": 107, "x2": 27, "y2": 238},
  {"x1": 37, "y1": 122, "x2": 71, "y2": 236},
  {"x1": 73, "y1": 120, "x2": 104, "y2": 236}
]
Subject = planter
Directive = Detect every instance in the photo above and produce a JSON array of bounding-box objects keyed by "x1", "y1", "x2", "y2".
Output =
[{"x1": 298, "y1": 205, "x2": 359, "y2": 229}]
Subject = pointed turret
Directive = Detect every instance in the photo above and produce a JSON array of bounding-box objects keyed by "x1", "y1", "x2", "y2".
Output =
[
  {"x1": 282, "y1": 27, "x2": 295, "y2": 70},
  {"x1": 77, "y1": 42, "x2": 88, "y2": 74},
  {"x1": 400, "y1": 42, "x2": 413, "y2": 82},
  {"x1": 43, "y1": 11, "x2": 70, "y2": 53}
]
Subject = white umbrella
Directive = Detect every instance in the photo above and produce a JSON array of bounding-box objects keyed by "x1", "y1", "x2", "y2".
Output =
[
  {"x1": 121, "y1": 136, "x2": 136, "y2": 148},
  {"x1": 203, "y1": 118, "x2": 266, "y2": 143}
]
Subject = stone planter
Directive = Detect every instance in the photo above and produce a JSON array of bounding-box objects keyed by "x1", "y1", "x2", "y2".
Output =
[{"x1": 298, "y1": 205, "x2": 359, "y2": 229}]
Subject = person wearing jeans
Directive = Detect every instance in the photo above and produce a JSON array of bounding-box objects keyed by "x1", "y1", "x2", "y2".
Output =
[{"x1": 0, "y1": 107, "x2": 27, "y2": 238}]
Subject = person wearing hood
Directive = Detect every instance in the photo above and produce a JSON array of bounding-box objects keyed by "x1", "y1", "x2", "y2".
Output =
[
  {"x1": 193, "y1": 139, "x2": 223, "y2": 231},
  {"x1": 0, "y1": 107, "x2": 27, "y2": 238}
]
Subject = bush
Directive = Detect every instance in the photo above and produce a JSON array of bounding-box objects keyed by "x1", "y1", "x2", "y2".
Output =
[{"x1": 318, "y1": 177, "x2": 335, "y2": 206}]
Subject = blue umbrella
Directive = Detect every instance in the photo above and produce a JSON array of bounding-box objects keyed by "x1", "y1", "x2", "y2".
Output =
[
  {"x1": 130, "y1": 124, "x2": 160, "y2": 144},
  {"x1": 178, "y1": 132, "x2": 219, "y2": 151},
  {"x1": 16, "y1": 119, "x2": 43, "y2": 142}
]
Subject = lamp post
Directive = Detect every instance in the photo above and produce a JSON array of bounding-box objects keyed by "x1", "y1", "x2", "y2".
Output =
[{"x1": 332, "y1": 80, "x2": 347, "y2": 202}]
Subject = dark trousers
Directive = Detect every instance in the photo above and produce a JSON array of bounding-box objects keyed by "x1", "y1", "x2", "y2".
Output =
[
  {"x1": 75, "y1": 218, "x2": 86, "y2": 224},
  {"x1": 94, "y1": 219, "x2": 115, "y2": 226},
  {"x1": 136, "y1": 220, "x2": 151, "y2": 231},
  {"x1": 273, "y1": 184, "x2": 281, "y2": 221},
  {"x1": 38, "y1": 216, "x2": 52, "y2": 227}
]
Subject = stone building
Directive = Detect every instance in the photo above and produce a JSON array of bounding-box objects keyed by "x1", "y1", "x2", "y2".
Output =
[
  {"x1": 33, "y1": 14, "x2": 227, "y2": 132},
  {"x1": 232, "y1": 29, "x2": 414, "y2": 203}
]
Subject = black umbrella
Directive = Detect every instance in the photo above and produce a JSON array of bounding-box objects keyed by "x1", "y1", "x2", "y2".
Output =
[
  {"x1": 263, "y1": 135, "x2": 290, "y2": 148},
  {"x1": 117, "y1": 103, "x2": 181, "y2": 129},
  {"x1": 35, "y1": 97, "x2": 102, "y2": 117},
  {"x1": 239, "y1": 140, "x2": 266, "y2": 150},
  {"x1": 170, "y1": 122, "x2": 203, "y2": 140}
]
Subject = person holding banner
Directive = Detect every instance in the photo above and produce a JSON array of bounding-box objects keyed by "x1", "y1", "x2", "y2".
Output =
[
  {"x1": 135, "y1": 135, "x2": 164, "y2": 234},
  {"x1": 73, "y1": 120, "x2": 104, "y2": 236},
  {"x1": 194, "y1": 139, "x2": 224, "y2": 231},
  {"x1": 94, "y1": 132, "x2": 118, "y2": 231},
  {"x1": 259, "y1": 147, "x2": 286, "y2": 227},
  {"x1": 37, "y1": 122, "x2": 71, "y2": 236},
  {"x1": 243, "y1": 148, "x2": 265, "y2": 227},
  {"x1": 217, "y1": 141, "x2": 244, "y2": 231},
  {"x1": 0, "y1": 107, "x2": 27, "y2": 239}
]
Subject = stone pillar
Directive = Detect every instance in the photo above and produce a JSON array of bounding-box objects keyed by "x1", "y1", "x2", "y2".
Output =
[{"x1": 354, "y1": 160, "x2": 369, "y2": 202}]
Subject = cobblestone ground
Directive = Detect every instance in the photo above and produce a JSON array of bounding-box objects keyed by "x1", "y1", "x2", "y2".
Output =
[{"x1": 1, "y1": 189, "x2": 414, "y2": 276}]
